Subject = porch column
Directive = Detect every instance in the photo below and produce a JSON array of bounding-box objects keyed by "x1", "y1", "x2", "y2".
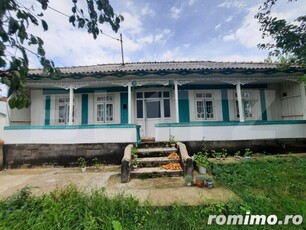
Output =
[
  {"x1": 174, "y1": 80, "x2": 179, "y2": 123},
  {"x1": 236, "y1": 80, "x2": 245, "y2": 122},
  {"x1": 300, "y1": 82, "x2": 306, "y2": 120},
  {"x1": 128, "y1": 82, "x2": 132, "y2": 124},
  {"x1": 68, "y1": 86, "x2": 74, "y2": 125}
]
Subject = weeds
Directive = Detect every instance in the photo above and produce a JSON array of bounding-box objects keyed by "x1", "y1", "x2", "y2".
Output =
[{"x1": 0, "y1": 157, "x2": 305, "y2": 229}]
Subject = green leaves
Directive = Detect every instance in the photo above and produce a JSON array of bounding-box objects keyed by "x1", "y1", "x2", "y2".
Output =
[
  {"x1": 69, "y1": 0, "x2": 123, "y2": 38},
  {"x1": 2, "y1": 0, "x2": 122, "y2": 109},
  {"x1": 256, "y1": 0, "x2": 306, "y2": 67},
  {"x1": 41, "y1": 19, "x2": 48, "y2": 31}
]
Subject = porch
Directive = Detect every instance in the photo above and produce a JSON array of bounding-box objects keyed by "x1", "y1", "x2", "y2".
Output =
[
  {"x1": 4, "y1": 124, "x2": 141, "y2": 144},
  {"x1": 155, "y1": 120, "x2": 306, "y2": 142}
]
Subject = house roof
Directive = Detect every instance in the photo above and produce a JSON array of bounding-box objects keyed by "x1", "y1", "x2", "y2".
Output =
[{"x1": 29, "y1": 61, "x2": 305, "y2": 80}]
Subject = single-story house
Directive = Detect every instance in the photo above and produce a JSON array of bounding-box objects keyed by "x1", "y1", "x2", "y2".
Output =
[{"x1": 3, "y1": 61, "x2": 306, "y2": 166}]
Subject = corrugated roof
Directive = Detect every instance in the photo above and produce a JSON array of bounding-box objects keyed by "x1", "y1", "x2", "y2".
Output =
[{"x1": 29, "y1": 61, "x2": 296, "y2": 76}]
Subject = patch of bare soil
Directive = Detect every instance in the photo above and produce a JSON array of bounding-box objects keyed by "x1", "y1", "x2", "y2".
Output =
[
  {"x1": 106, "y1": 174, "x2": 237, "y2": 206},
  {"x1": 0, "y1": 167, "x2": 237, "y2": 206}
]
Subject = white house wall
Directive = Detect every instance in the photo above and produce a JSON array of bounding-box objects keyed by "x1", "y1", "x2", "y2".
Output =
[
  {"x1": 265, "y1": 84, "x2": 282, "y2": 120},
  {"x1": 156, "y1": 123, "x2": 306, "y2": 142},
  {"x1": 9, "y1": 106, "x2": 30, "y2": 126},
  {"x1": 280, "y1": 82, "x2": 303, "y2": 120},
  {"x1": 4, "y1": 127, "x2": 138, "y2": 144},
  {"x1": 31, "y1": 89, "x2": 44, "y2": 125}
]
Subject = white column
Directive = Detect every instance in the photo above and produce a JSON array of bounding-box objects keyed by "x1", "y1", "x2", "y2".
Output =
[
  {"x1": 236, "y1": 80, "x2": 245, "y2": 122},
  {"x1": 174, "y1": 80, "x2": 179, "y2": 123},
  {"x1": 68, "y1": 86, "x2": 74, "y2": 125},
  {"x1": 128, "y1": 82, "x2": 132, "y2": 124},
  {"x1": 300, "y1": 82, "x2": 306, "y2": 120}
]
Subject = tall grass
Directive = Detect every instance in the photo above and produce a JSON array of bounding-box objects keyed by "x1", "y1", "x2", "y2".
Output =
[{"x1": 0, "y1": 157, "x2": 305, "y2": 229}]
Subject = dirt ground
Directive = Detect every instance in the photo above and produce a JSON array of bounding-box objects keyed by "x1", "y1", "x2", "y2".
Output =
[{"x1": 0, "y1": 166, "x2": 237, "y2": 206}]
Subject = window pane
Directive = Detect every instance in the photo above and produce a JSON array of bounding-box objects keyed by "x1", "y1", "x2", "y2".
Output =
[
  {"x1": 164, "y1": 99, "x2": 171, "y2": 117},
  {"x1": 97, "y1": 104, "x2": 104, "y2": 122},
  {"x1": 196, "y1": 93, "x2": 202, "y2": 98},
  {"x1": 205, "y1": 93, "x2": 212, "y2": 98},
  {"x1": 144, "y1": 92, "x2": 161, "y2": 99},
  {"x1": 106, "y1": 104, "x2": 113, "y2": 121},
  {"x1": 235, "y1": 101, "x2": 240, "y2": 118},
  {"x1": 196, "y1": 101, "x2": 204, "y2": 119},
  {"x1": 244, "y1": 100, "x2": 252, "y2": 118},
  {"x1": 137, "y1": 100, "x2": 143, "y2": 118},
  {"x1": 163, "y1": 92, "x2": 170, "y2": 98},
  {"x1": 146, "y1": 101, "x2": 161, "y2": 118},
  {"x1": 136, "y1": 92, "x2": 143, "y2": 98},
  {"x1": 206, "y1": 101, "x2": 214, "y2": 118},
  {"x1": 58, "y1": 105, "x2": 66, "y2": 123}
]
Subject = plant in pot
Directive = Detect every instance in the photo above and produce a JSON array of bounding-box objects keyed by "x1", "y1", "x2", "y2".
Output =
[
  {"x1": 221, "y1": 148, "x2": 228, "y2": 160},
  {"x1": 131, "y1": 159, "x2": 139, "y2": 169},
  {"x1": 193, "y1": 152, "x2": 209, "y2": 174},
  {"x1": 78, "y1": 157, "x2": 87, "y2": 172},
  {"x1": 204, "y1": 175, "x2": 214, "y2": 189},
  {"x1": 234, "y1": 150, "x2": 241, "y2": 160},
  {"x1": 211, "y1": 150, "x2": 222, "y2": 161},
  {"x1": 92, "y1": 157, "x2": 100, "y2": 172},
  {"x1": 184, "y1": 175, "x2": 194, "y2": 186},
  {"x1": 194, "y1": 175, "x2": 205, "y2": 188},
  {"x1": 169, "y1": 135, "x2": 176, "y2": 147},
  {"x1": 131, "y1": 147, "x2": 138, "y2": 159},
  {"x1": 244, "y1": 148, "x2": 253, "y2": 160}
]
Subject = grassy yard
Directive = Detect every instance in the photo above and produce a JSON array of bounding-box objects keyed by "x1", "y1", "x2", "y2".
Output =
[{"x1": 0, "y1": 157, "x2": 305, "y2": 229}]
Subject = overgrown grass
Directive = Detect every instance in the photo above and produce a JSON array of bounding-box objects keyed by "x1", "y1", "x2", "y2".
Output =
[
  {"x1": 210, "y1": 157, "x2": 306, "y2": 218},
  {"x1": 0, "y1": 157, "x2": 305, "y2": 229}
]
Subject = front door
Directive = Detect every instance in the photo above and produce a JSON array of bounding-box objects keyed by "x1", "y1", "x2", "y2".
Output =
[
  {"x1": 145, "y1": 99, "x2": 162, "y2": 137},
  {"x1": 136, "y1": 91, "x2": 171, "y2": 137}
]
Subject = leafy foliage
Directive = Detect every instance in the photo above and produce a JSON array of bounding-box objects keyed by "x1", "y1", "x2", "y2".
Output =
[
  {"x1": 255, "y1": 0, "x2": 306, "y2": 67},
  {"x1": 0, "y1": 0, "x2": 123, "y2": 109}
]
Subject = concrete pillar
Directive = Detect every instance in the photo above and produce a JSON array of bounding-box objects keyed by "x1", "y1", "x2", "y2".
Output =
[
  {"x1": 128, "y1": 82, "x2": 132, "y2": 124},
  {"x1": 300, "y1": 82, "x2": 306, "y2": 120},
  {"x1": 174, "y1": 80, "x2": 179, "y2": 123},
  {"x1": 236, "y1": 80, "x2": 245, "y2": 122},
  {"x1": 68, "y1": 86, "x2": 74, "y2": 125}
]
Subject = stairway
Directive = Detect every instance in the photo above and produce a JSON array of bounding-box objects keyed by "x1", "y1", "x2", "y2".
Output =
[{"x1": 130, "y1": 143, "x2": 184, "y2": 179}]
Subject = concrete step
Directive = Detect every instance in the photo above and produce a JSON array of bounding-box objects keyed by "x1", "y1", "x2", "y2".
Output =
[
  {"x1": 136, "y1": 157, "x2": 180, "y2": 167},
  {"x1": 131, "y1": 167, "x2": 183, "y2": 178},
  {"x1": 136, "y1": 147, "x2": 177, "y2": 157}
]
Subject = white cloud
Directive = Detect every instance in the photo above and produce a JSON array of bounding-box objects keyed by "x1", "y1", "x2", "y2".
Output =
[
  {"x1": 141, "y1": 3, "x2": 155, "y2": 17},
  {"x1": 211, "y1": 54, "x2": 266, "y2": 62},
  {"x1": 222, "y1": 6, "x2": 266, "y2": 48},
  {"x1": 188, "y1": 0, "x2": 197, "y2": 6},
  {"x1": 215, "y1": 23, "x2": 221, "y2": 30},
  {"x1": 170, "y1": 6, "x2": 182, "y2": 19},
  {"x1": 218, "y1": 0, "x2": 246, "y2": 9},
  {"x1": 223, "y1": 33, "x2": 236, "y2": 41},
  {"x1": 120, "y1": 12, "x2": 143, "y2": 35},
  {"x1": 225, "y1": 16, "x2": 233, "y2": 22}
]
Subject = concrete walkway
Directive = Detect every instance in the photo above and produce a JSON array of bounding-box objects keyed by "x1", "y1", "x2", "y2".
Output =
[{"x1": 0, "y1": 166, "x2": 237, "y2": 206}]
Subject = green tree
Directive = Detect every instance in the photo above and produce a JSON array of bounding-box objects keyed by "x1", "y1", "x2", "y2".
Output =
[
  {"x1": 0, "y1": 0, "x2": 123, "y2": 109},
  {"x1": 255, "y1": 0, "x2": 306, "y2": 67}
]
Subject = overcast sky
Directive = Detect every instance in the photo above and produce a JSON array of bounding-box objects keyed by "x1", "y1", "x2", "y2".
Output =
[{"x1": 0, "y1": 0, "x2": 305, "y2": 96}]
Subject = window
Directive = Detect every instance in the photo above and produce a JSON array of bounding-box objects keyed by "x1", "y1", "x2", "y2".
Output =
[
  {"x1": 195, "y1": 92, "x2": 214, "y2": 120},
  {"x1": 56, "y1": 97, "x2": 75, "y2": 124},
  {"x1": 136, "y1": 91, "x2": 171, "y2": 119},
  {"x1": 96, "y1": 95, "x2": 114, "y2": 123},
  {"x1": 235, "y1": 92, "x2": 254, "y2": 119}
]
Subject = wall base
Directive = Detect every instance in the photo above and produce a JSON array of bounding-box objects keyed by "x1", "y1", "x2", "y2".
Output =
[
  {"x1": 4, "y1": 143, "x2": 127, "y2": 168},
  {"x1": 3, "y1": 138, "x2": 306, "y2": 168}
]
